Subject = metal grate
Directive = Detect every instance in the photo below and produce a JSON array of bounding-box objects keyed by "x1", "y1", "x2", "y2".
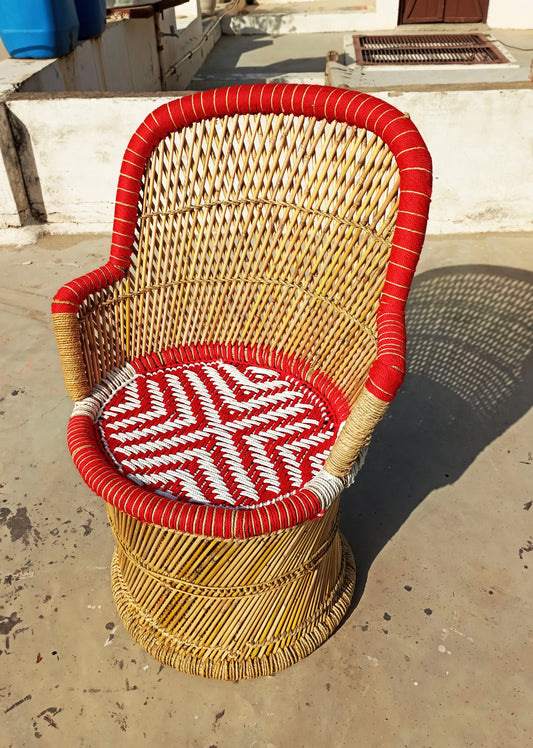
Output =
[{"x1": 352, "y1": 33, "x2": 510, "y2": 66}]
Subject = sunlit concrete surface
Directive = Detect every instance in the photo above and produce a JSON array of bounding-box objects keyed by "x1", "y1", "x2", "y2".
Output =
[
  {"x1": 191, "y1": 22, "x2": 533, "y2": 88},
  {"x1": 1, "y1": 231, "x2": 532, "y2": 746}
]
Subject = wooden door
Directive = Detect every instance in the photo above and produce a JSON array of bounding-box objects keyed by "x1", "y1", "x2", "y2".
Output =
[
  {"x1": 399, "y1": 0, "x2": 489, "y2": 24},
  {"x1": 400, "y1": 0, "x2": 445, "y2": 23}
]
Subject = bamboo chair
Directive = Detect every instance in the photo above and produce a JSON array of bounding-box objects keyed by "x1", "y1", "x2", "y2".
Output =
[{"x1": 52, "y1": 84, "x2": 432, "y2": 680}]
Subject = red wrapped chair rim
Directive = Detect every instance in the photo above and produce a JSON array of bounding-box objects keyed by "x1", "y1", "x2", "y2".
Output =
[
  {"x1": 68, "y1": 343, "x2": 356, "y2": 539},
  {"x1": 54, "y1": 84, "x2": 432, "y2": 538}
]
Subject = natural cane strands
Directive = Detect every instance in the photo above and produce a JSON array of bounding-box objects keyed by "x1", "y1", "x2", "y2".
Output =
[
  {"x1": 107, "y1": 495, "x2": 353, "y2": 679},
  {"x1": 52, "y1": 85, "x2": 431, "y2": 679}
]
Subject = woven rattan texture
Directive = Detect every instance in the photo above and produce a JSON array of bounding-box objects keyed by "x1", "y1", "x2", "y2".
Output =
[
  {"x1": 78, "y1": 111, "x2": 398, "y2": 404},
  {"x1": 107, "y1": 497, "x2": 354, "y2": 679}
]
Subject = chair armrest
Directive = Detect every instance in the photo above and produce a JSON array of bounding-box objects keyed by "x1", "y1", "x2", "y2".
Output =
[
  {"x1": 324, "y1": 387, "x2": 390, "y2": 478},
  {"x1": 52, "y1": 261, "x2": 124, "y2": 401},
  {"x1": 324, "y1": 307, "x2": 406, "y2": 479}
]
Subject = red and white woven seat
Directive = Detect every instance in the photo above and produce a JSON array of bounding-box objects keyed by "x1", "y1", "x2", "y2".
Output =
[{"x1": 69, "y1": 343, "x2": 363, "y2": 537}]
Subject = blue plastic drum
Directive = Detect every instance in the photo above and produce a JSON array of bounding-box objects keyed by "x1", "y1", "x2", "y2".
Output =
[
  {"x1": 74, "y1": 0, "x2": 106, "y2": 40},
  {"x1": 0, "y1": 0, "x2": 79, "y2": 58}
]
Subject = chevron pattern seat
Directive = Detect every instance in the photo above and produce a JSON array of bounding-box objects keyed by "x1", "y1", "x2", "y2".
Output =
[
  {"x1": 52, "y1": 84, "x2": 432, "y2": 679},
  {"x1": 72, "y1": 342, "x2": 355, "y2": 530}
]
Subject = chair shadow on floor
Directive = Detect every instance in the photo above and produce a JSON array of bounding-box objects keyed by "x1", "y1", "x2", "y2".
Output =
[{"x1": 340, "y1": 264, "x2": 533, "y2": 608}]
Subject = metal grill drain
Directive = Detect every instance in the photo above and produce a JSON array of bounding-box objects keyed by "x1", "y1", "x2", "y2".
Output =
[{"x1": 352, "y1": 33, "x2": 510, "y2": 66}]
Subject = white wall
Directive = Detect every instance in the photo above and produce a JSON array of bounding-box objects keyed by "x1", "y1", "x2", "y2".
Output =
[
  {"x1": 0, "y1": 163, "x2": 20, "y2": 227},
  {"x1": 17, "y1": 18, "x2": 161, "y2": 93},
  {"x1": 158, "y1": 1, "x2": 205, "y2": 90},
  {"x1": 371, "y1": 0, "x2": 400, "y2": 29},
  {"x1": 2, "y1": 87, "x2": 532, "y2": 238},
  {"x1": 488, "y1": 0, "x2": 533, "y2": 29},
  {"x1": 4, "y1": 96, "x2": 176, "y2": 232},
  {"x1": 380, "y1": 88, "x2": 533, "y2": 234},
  {"x1": 0, "y1": 20, "x2": 160, "y2": 95},
  {"x1": 223, "y1": 0, "x2": 398, "y2": 35},
  {"x1": 231, "y1": 0, "x2": 533, "y2": 32}
]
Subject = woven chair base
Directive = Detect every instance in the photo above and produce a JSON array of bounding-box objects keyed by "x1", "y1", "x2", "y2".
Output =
[{"x1": 107, "y1": 500, "x2": 355, "y2": 680}]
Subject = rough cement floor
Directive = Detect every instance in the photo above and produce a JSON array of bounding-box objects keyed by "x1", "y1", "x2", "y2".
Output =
[
  {"x1": 190, "y1": 22, "x2": 533, "y2": 90},
  {"x1": 1, "y1": 231, "x2": 532, "y2": 747},
  {"x1": 190, "y1": 30, "x2": 346, "y2": 89}
]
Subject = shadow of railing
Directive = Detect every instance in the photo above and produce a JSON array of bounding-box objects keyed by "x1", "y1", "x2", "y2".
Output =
[{"x1": 340, "y1": 264, "x2": 533, "y2": 606}]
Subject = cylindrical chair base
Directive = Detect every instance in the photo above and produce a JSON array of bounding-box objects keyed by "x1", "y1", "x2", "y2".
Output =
[{"x1": 107, "y1": 499, "x2": 355, "y2": 680}]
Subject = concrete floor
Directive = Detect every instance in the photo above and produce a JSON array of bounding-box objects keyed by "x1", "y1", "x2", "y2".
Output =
[
  {"x1": 190, "y1": 30, "x2": 346, "y2": 88},
  {"x1": 1, "y1": 230, "x2": 532, "y2": 746},
  {"x1": 190, "y1": 20, "x2": 533, "y2": 90}
]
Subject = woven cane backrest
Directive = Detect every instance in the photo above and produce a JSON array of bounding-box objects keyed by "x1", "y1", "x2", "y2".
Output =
[
  {"x1": 52, "y1": 85, "x2": 430, "y2": 409},
  {"x1": 78, "y1": 112, "x2": 399, "y2": 404}
]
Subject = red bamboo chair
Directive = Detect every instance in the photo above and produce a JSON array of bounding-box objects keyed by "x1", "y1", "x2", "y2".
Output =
[{"x1": 52, "y1": 84, "x2": 432, "y2": 679}]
